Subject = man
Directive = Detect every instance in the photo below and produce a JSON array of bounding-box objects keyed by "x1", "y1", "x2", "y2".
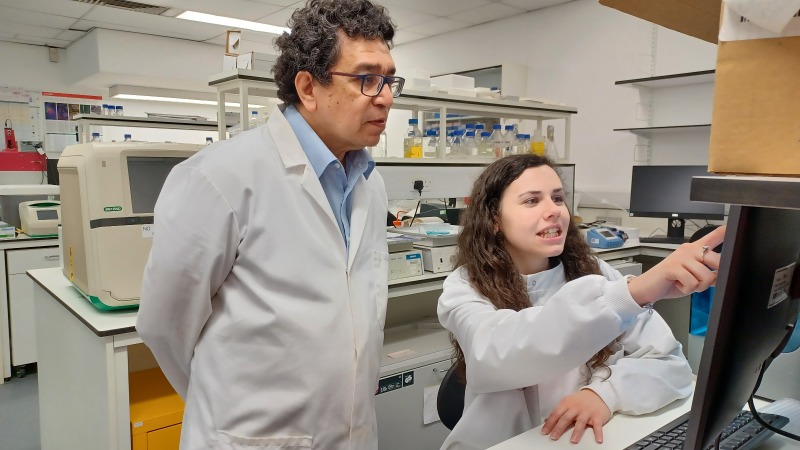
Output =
[{"x1": 136, "y1": 1, "x2": 403, "y2": 448}]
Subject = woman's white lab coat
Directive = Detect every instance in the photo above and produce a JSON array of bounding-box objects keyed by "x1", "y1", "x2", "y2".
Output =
[
  {"x1": 438, "y1": 260, "x2": 693, "y2": 450},
  {"x1": 136, "y1": 105, "x2": 389, "y2": 449}
]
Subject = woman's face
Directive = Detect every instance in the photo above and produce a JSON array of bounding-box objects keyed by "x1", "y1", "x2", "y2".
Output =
[{"x1": 496, "y1": 165, "x2": 570, "y2": 275}]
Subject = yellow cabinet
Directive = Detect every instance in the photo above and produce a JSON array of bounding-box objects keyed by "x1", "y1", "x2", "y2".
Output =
[{"x1": 130, "y1": 368, "x2": 184, "y2": 450}]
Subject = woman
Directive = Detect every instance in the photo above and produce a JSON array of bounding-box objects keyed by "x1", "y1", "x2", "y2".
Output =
[{"x1": 438, "y1": 155, "x2": 724, "y2": 449}]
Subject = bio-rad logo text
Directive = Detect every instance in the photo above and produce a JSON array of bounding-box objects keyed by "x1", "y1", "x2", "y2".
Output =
[{"x1": 103, "y1": 206, "x2": 122, "y2": 212}]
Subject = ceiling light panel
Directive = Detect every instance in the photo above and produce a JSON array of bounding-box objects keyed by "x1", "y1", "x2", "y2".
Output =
[{"x1": 177, "y1": 11, "x2": 289, "y2": 35}]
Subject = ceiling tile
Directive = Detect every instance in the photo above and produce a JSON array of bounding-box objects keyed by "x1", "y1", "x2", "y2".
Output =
[
  {"x1": 449, "y1": 2, "x2": 525, "y2": 25},
  {"x1": 381, "y1": 0, "x2": 492, "y2": 17},
  {"x1": 498, "y1": 0, "x2": 572, "y2": 11},
  {"x1": 392, "y1": 30, "x2": 429, "y2": 46},
  {"x1": 2, "y1": 36, "x2": 72, "y2": 47},
  {"x1": 401, "y1": 17, "x2": 470, "y2": 36},
  {"x1": 0, "y1": 21, "x2": 64, "y2": 39},
  {"x1": 142, "y1": 0, "x2": 283, "y2": 21},
  {"x1": 386, "y1": 7, "x2": 438, "y2": 30},
  {"x1": 239, "y1": 29, "x2": 280, "y2": 45},
  {"x1": 72, "y1": 19, "x2": 218, "y2": 42},
  {"x1": 82, "y1": 8, "x2": 230, "y2": 40},
  {"x1": 0, "y1": 6, "x2": 79, "y2": 29},
  {"x1": 248, "y1": 0, "x2": 301, "y2": 7},
  {"x1": 0, "y1": 0, "x2": 92, "y2": 18},
  {"x1": 257, "y1": 6, "x2": 297, "y2": 28}
]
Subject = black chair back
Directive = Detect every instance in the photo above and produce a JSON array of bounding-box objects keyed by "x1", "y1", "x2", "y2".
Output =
[{"x1": 436, "y1": 363, "x2": 466, "y2": 430}]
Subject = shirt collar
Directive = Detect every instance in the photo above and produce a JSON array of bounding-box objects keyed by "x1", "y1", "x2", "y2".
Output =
[{"x1": 283, "y1": 104, "x2": 375, "y2": 179}]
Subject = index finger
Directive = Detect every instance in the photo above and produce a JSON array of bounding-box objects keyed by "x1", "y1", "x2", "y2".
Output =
[{"x1": 696, "y1": 225, "x2": 726, "y2": 249}]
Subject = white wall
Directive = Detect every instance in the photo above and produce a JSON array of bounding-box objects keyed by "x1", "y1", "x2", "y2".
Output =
[{"x1": 391, "y1": 0, "x2": 718, "y2": 218}]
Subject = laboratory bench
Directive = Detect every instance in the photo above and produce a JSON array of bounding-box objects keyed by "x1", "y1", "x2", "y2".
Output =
[{"x1": 27, "y1": 241, "x2": 682, "y2": 450}]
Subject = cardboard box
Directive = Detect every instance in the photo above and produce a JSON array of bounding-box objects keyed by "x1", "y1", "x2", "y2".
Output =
[
  {"x1": 709, "y1": 35, "x2": 800, "y2": 176},
  {"x1": 598, "y1": 0, "x2": 721, "y2": 44}
]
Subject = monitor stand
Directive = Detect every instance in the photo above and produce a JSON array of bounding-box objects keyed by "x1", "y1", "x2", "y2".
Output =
[{"x1": 640, "y1": 218, "x2": 689, "y2": 244}]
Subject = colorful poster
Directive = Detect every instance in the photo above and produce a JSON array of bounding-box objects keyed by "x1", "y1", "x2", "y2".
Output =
[
  {"x1": 44, "y1": 102, "x2": 57, "y2": 120},
  {"x1": 90, "y1": 104, "x2": 102, "y2": 115},
  {"x1": 68, "y1": 104, "x2": 80, "y2": 119},
  {"x1": 56, "y1": 103, "x2": 68, "y2": 120}
]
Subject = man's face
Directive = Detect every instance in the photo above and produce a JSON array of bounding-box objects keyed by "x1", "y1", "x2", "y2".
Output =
[{"x1": 309, "y1": 34, "x2": 396, "y2": 156}]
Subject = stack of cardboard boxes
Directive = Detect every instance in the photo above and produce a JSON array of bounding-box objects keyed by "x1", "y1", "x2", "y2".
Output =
[{"x1": 600, "y1": 0, "x2": 800, "y2": 176}]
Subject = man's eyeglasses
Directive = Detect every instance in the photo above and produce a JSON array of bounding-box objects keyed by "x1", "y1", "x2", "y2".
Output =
[{"x1": 330, "y1": 72, "x2": 405, "y2": 98}]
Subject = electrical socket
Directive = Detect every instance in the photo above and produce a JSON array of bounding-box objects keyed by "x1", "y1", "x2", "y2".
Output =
[{"x1": 596, "y1": 216, "x2": 622, "y2": 226}]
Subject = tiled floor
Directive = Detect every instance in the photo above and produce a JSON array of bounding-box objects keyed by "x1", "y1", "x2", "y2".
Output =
[{"x1": 0, "y1": 374, "x2": 40, "y2": 450}]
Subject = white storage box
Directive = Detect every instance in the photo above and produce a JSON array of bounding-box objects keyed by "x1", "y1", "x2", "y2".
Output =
[
  {"x1": 416, "y1": 245, "x2": 458, "y2": 273},
  {"x1": 430, "y1": 74, "x2": 474, "y2": 90}
]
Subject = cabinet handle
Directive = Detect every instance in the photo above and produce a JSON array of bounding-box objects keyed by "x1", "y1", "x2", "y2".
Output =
[
  {"x1": 433, "y1": 368, "x2": 449, "y2": 374},
  {"x1": 45, "y1": 255, "x2": 60, "y2": 261}
]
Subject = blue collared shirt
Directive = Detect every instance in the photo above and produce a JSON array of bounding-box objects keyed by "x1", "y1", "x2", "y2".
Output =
[{"x1": 283, "y1": 104, "x2": 375, "y2": 254}]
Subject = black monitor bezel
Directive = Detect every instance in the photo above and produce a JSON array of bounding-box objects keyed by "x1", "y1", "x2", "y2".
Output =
[
  {"x1": 628, "y1": 165, "x2": 726, "y2": 221},
  {"x1": 683, "y1": 205, "x2": 800, "y2": 449}
]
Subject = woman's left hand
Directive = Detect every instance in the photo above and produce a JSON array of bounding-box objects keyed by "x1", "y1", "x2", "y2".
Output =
[{"x1": 541, "y1": 389, "x2": 612, "y2": 444}]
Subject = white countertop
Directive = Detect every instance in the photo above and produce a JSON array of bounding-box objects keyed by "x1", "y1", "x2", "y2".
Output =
[{"x1": 27, "y1": 267, "x2": 137, "y2": 337}]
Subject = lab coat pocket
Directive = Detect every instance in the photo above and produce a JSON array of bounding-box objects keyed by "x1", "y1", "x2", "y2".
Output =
[
  {"x1": 373, "y1": 250, "x2": 389, "y2": 330},
  {"x1": 213, "y1": 430, "x2": 312, "y2": 449}
]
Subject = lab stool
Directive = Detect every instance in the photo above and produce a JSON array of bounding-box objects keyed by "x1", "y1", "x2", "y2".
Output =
[{"x1": 130, "y1": 368, "x2": 185, "y2": 450}]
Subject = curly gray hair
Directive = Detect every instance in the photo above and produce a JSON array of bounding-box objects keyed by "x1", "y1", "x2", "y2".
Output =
[{"x1": 273, "y1": 0, "x2": 396, "y2": 104}]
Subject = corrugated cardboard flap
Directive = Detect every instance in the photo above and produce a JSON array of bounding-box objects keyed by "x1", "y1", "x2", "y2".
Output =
[
  {"x1": 709, "y1": 36, "x2": 800, "y2": 176},
  {"x1": 598, "y1": 0, "x2": 721, "y2": 44}
]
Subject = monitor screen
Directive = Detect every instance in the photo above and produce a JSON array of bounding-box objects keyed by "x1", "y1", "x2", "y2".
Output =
[
  {"x1": 127, "y1": 156, "x2": 186, "y2": 214},
  {"x1": 36, "y1": 209, "x2": 58, "y2": 221},
  {"x1": 683, "y1": 205, "x2": 800, "y2": 449},
  {"x1": 629, "y1": 166, "x2": 725, "y2": 220}
]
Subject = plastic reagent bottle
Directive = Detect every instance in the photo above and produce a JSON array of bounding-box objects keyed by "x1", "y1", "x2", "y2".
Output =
[{"x1": 403, "y1": 119, "x2": 423, "y2": 158}]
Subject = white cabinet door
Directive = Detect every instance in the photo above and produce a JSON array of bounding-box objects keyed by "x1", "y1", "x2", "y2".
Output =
[
  {"x1": 376, "y1": 358, "x2": 452, "y2": 450},
  {"x1": 7, "y1": 247, "x2": 60, "y2": 368}
]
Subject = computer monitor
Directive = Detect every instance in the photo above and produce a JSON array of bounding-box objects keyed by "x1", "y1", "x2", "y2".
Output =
[
  {"x1": 683, "y1": 205, "x2": 800, "y2": 449},
  {"x1": 629, "y1": 166, "x2": 725, "y2": 239}
]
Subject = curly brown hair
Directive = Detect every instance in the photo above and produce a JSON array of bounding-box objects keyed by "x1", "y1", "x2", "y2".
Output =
[
  {"x1": 273, "y1": 0, "x2": 395, "y2": 104},
  {"x1": 451, "y1": 154, "x2": 617, "y2": 383}
]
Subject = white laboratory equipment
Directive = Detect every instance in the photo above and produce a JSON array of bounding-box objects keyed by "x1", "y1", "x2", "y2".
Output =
[
  {"x1": 18, "y1": 200, "x2": 60, "y2": 237},
  {"x1": 58, "y1": 141, "x2": 201, "y2": 310}
]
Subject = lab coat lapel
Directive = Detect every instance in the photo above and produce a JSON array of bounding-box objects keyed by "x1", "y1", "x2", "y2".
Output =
[
  {"x1": 347, "y1": 178, "x2": 372, "y2": 270},
  {"x1": 268, "y1": 106, "x2": 340, "y2": 234}
]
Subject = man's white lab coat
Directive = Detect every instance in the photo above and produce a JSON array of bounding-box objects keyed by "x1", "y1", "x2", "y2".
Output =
[{"x1": 137, "y1": 106, "x2": 389, "y2": 449}]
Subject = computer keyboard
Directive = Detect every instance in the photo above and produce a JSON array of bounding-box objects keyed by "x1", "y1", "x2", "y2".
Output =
[
  {"x1": 625, "y1": 410, "x2": 789, "y2": 450},
  {"x1": 639, "y1": 236, "x2": 690, "y2": 245}
]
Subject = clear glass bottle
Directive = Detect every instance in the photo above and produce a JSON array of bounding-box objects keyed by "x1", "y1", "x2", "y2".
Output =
[
  {"x1": 478, "y1": 131, "x2": 492, "y2": 157},
  {"x1": 474, "y1": 123, "x2": 485, "y2": 137},
  {"x1": 503, "y1": 125, "x2": 516, "y2": 156},
  {"x1": 403, "y1": 118, "x2": 423, "y2": 158},
  {"x1": 462, "y1": 131, "x2": 478, "y2": 157},
  {"x1": 102, "y1": 104, "x2": 111, "y2": 116},
  {"x1": 545, "y1": 125, "x2": 560, "y2": 160},
  {"x1": 90, "y1": 132, "x2": 101, "y2": 142},
  {"x1": 205, "y1": 137, "x2": 214, "y2": 146},
  {"x1": 368, "y1": 131, "x2": 388, "y2": 157},
  {"x1": 249, "y1": 111, "x2": 260, "y2": 128},
  {"x1": 123, "y1": 134, "x2": 132, "y2": 142},
  {"x1": 115, "y1": 105, "x2": 124, "y2": 116},
  {"x1": 514, "y1": 133, "x2": 527, "y2": 155},
  {"x1": 424, "y1": 129, "x2": 438, "y2": 158},
  {"x1": 489, "y1": 124, "x2": 504, "y2": 158}
]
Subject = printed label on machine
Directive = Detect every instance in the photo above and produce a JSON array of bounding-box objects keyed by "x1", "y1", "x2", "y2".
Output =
[
  {"x1": 768, "y1": 262, "x2": 795, "y2": 309},
  {"x1": 377, "y1": 371, "x2": 415, "y2": 395},
  {"x1": 141, "y1": 225, "x2": 153, "y2": 238}
]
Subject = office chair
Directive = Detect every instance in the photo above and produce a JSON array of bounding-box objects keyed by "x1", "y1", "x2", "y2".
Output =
[{"x1": 436, "y1": 363, "x2": 466, "y2": 430}]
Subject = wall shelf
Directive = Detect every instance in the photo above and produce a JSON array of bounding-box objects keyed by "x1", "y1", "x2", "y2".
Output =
[
  {"x1": 209, "y1": 69, "x2": 578, "y2": 161},
  {"x1": 614, "y1": 124, "x2": 711, "y2": 136},
  {"x1": 616, "y1": 70, "x2": 715, "y2": 88},
  {"x1": 73, "y1": 114, "x2": 219, "y2": 143}
]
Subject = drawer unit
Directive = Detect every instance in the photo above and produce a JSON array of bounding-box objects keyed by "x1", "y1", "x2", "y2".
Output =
[
  {"x1": 130, "y1": 368, "x2": 185, "y2": 450},
  {"x1": 7, "y1": 246, "x2": 60, "y2": 275},
  {"x1": 7, "y1": 246, "x2": 60, "y2": 373}
]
